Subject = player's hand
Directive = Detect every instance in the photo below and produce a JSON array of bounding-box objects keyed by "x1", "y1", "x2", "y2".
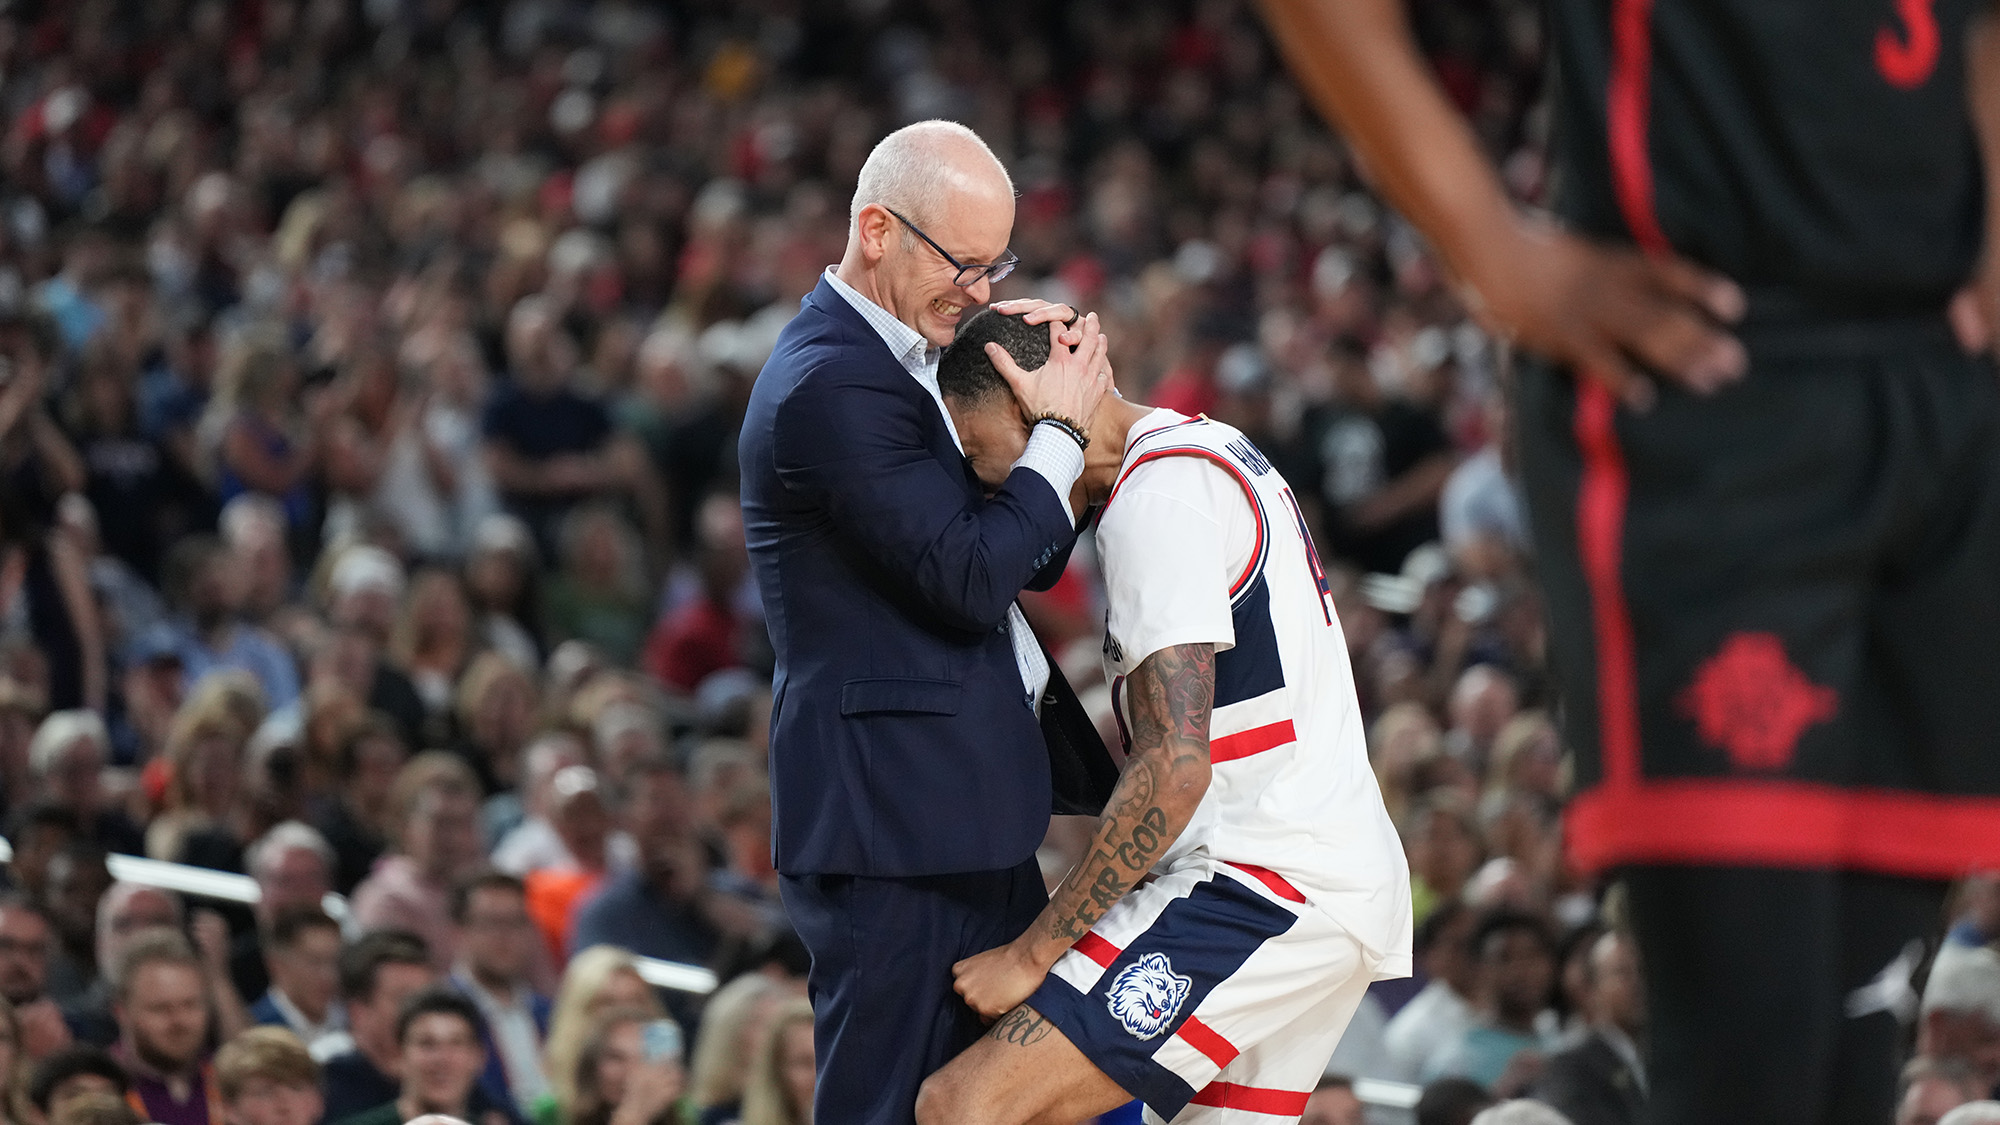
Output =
[
  {"x1": 991, "y1": 298, "x2": 1085, "y2": 350},
  {"x1": 1950, "y1": 250, "x2": 2000, "y2": 359},
  {"x1": 952, "y1": 941, "x2": 1050, "y2": 1022},
  {"x1": 986, "y1": 312, "x2": 1111, "y2": 430},
  {"x1": 1464, "y1": 215, "x2": 1747, "y2": 410}
]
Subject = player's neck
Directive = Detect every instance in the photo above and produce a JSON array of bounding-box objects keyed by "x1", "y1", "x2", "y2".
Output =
[{"x1": 1079, "y1": 396, "x2": 1154, "y2": 505}]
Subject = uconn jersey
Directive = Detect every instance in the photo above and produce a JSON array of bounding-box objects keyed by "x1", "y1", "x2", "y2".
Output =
[{"x1": 1023, "y1": 409, "x2": 1411, "y2": 1123}]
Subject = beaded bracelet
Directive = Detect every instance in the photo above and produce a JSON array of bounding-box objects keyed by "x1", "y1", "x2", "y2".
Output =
[{"x1": 1034, "y1": 413, "x2": 1090, "y2": 452}]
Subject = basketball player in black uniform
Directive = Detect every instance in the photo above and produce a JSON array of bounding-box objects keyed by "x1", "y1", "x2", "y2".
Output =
[{"x1": 1260, "y1": 1, "x2": 2000, "y2": 1121}]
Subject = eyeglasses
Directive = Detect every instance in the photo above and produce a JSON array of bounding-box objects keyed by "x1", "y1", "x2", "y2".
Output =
[{"x1": 885, "y1": 209, "x2": 1019, "y2": 288}]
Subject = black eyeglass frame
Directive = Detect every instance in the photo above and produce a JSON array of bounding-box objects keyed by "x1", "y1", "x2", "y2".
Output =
[{"x1": 884, "y1": 208, "x2": 1020, "y2": 288}]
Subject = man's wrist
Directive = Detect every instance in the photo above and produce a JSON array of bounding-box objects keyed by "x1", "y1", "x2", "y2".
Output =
[{"x1": 1033, "y1": 413, "x2": 1090, "y2": 451}]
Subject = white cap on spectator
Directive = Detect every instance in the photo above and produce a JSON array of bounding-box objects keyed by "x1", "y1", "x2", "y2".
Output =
[
  {"x1": 1941, "y1": 1103, "x2": 2000, "y2": 1125},
  {"x1": 1923, "y1": 945, "x2": 2000, "y2": 1024},
  {"x1": 28, "y1": 710, "x2": 110, "y2": 778},
  {"x1": 246, "y1": 820, "x2": 335, "y2": 881},
  {"x1": 329, "y1": 544, "x2": 406, "y2": 601}
]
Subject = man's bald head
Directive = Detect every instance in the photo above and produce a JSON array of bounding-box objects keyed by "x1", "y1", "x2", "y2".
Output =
[{"x1": 849, "y1": 120, "x2": 1014, "y2": 234}]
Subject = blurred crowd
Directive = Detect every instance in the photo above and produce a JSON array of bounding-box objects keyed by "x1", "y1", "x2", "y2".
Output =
[{"x1": 0, "y1": 2, "x2": 1990, "y2": 1125}]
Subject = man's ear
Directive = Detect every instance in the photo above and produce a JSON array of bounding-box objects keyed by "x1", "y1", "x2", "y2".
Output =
[{"x1": 855, "y1": 205, "x2": 895, "y2": 264}]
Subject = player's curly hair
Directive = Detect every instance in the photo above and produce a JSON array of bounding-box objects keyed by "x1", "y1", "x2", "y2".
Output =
[{"x1": 938, "y1": 309, "x2": 1052, "y2": 407}]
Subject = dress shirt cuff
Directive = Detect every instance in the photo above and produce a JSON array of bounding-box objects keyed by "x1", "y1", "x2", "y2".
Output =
[{"x1": 1016, "y1": 424, "x2": 1085, "y2": 525}]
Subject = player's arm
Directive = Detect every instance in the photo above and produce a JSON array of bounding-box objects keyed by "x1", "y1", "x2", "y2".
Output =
[
  {"x1": 1257, "y1": 0, "x2": 1746, "y2": 405},
  {"x1": 1950, "y1": 11, "x2": 2000, "y2": 352},
  {"x1": 952, "y1": 642, "x2": 1216, "y2": 1020}
]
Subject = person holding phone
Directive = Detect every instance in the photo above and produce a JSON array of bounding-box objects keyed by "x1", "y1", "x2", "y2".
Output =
[{"x1": 566, "y1": 1008, "x2": 691, "y2": 1125}]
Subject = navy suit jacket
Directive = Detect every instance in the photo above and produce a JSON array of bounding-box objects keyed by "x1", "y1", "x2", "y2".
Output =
[{"x1": 741, "y1": 277, "x2": 1080, "y2": 878}]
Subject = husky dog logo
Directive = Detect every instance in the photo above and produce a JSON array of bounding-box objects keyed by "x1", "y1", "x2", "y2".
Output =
[{"x1": 1104, "y1": 952, "x2": 1193, "y2": 1040}]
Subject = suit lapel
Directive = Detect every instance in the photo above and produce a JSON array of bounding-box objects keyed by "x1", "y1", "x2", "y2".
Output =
[{"x1": 804, "y1": 277, "x2": 972, "y2": 492}]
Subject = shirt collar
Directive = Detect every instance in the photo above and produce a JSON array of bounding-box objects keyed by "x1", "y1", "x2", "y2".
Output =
[
  {"x1": 270, "y1": 988, "x2": 343, "y2": 1035},
  {"x1": 822, "y1": 266, "x2": 934, "y2": 376}
]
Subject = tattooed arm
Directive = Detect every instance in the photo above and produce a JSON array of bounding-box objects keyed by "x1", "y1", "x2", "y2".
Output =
[{"x1": 952, "y1": 642, "x2": 1217, "y2": 1021}]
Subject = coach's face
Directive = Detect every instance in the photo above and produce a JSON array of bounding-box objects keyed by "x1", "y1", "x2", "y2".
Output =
[
  {"x1": 947, "y1": 394, "x2": 1030, "y2": 495},
  {"x1": 870, "y1": 178, "x2": 1014, "y2": 349}
]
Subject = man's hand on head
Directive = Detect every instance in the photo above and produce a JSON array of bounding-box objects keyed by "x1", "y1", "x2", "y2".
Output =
[
  {"x1": 984, "y1": 312, "x2": 1112, "y2": 430},
  {"x1": 991, "y1": 299, "x2": 1084, "y2": 350}
]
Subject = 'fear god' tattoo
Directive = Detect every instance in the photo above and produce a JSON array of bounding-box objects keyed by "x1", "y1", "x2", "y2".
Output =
[{"x1": 1034, "y1": 644, "x2": 1215, "y2": 950}]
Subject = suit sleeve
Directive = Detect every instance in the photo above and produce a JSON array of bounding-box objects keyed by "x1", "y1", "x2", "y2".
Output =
[{"x1": 773, "y1": 362, "x2": 1074, "y2": 633}]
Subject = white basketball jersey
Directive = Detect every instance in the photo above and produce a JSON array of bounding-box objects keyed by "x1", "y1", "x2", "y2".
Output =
[{"x1": 1095, "y1": 409, "x2": 1412, "y2": 975}]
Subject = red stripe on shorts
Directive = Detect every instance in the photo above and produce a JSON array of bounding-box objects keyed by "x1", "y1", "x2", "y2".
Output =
[
  {"x1": 1175, "y1": 1016, "x2": 1240, "y2": 1069},
  {"x1": 1209, "y1": 720, "x2": 1296, "y2": 763},
  {"x1": 1070, "y1": 932, "x2": 1121, "y2": 968},
  {"x1": 1187, "y1": 1082, "x2": 1311, "y2": 1116},
  {"x1": 1224, "y1": 862, "x2": 1306, "y2": 904}
]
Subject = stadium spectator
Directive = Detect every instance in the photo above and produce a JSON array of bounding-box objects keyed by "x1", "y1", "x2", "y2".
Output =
[
  {"x1": 309, "y1": 711, "x2": 406, "y2": 895},
  {"x1": 451, "y1": 655, "x2": 542, "y2": 817},
  {"x1": 1386, "y1": 900, "x2": 1481, "y2": 1082},
  {"x1": 0, "y1": 896, "x2": 70, "y2": 1061},
  {"x1": 64, "y1": 883, "x2": 182, "y2": 1047},
  {"x1": 462, "y1": 517, "x2": 544, "y2": 673},
  {"x1": 216, "y1": 497, "x2": 293, "y2": 635},
  {"x1": 108, "y1": 931, "x2": 213, "y2": 1125},
  {"x1": 6, "y1": 805, "x2": 75, "y2": 911},
  {"x1": 569, "y1": 758, "x2": 721, "y2": 972},
  {"x1": 49, "y1": 1091, "x2": 139, "y2": 1125},
  {"x1": 329, "y1": 987, "x2": 519, "y2": 1125},
  {"x1": 25, "y1": 713, "x2": 139, "y2": 856},
  {"x1": 448, "y1": 873, "x2": 550, "y2": 1116},
  {"x1": 685, "y1": 974, "x2": 787, "y2": 1125},
  {"x1": 1529, "y1": 931, "x2": 1646, "y2": 1125},
  {"x1": 212, "y1": 1026, "x2": 322, "y2": 1125},
  {"x1": 319, "y1": 931, "x2": 434, "y2": 1124},
  {"x1": 350, "y1": 753, "x2": 485, "y2": 971},
  {"x1": 1301, "y1": 1075, "x2": 1365, "y2": 1125},
  {"x1": 246, "y1": 908, "x2": 344, "y2": 1058},
  {"x1": 539, "y1": 948, "x2": 665, "y2": 1125},
  {"x1": 734, "y1": 998, "x2": 812, "y2": 1125},
  {"x1": 390, "y1": 568, "x2": 478, "y2": 749},
  {"x1": 566, "y1": 1008, "x2": 690, "y2": 1125},
  {"x1": 27, "y1": 1045, "x2": 129, "y2": 1123},
  {"x1": 160, "y1": 538, "x2": 297, "y2": 711},
  {"x1": 642, "y1": 495, "x2": 753, "y2": 695},
  {"x1": 1416, "y1": 1079, "x2": 1500, "y2": 1125},
  {"x1": 41, "y1": 844, "x2": 109, "y2": 1004},
  {"x1": 1422, "y1": 911, "x2": 1557, "y2": 1092},
  {"x1": 481, "y1": 297, "x2": 659, "y2": 569},
  {"x1": 0, "y1": 342, "x2": 102, "y2": 715},
  {"x1": 491, "y1": 745, "x2": 606, "y2": 878},
  {"x1": 229, "y1": 822, "x2": 336, "y2": 1002}
]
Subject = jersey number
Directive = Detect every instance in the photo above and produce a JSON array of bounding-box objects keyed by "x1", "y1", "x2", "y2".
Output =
[
  {"x1": 1875, "y1": 0, "x2": 1940, "y2": 89},
  {"x1": 1279, "y1": 487, "x2": 1336, "y2": 626}
]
